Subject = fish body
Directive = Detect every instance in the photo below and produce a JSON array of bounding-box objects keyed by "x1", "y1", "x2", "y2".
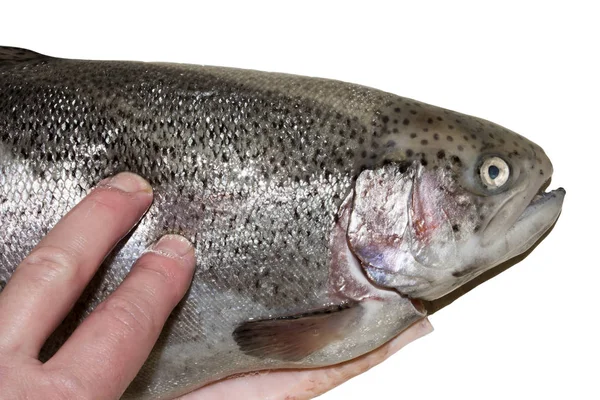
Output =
[{"x1": 0, "y1": 47, "x2": 565, "y2": 399}]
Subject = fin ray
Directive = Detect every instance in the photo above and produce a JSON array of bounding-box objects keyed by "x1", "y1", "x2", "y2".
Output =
[{"x1": 233, "y1": 302, "x2": 361, "y2": 362}]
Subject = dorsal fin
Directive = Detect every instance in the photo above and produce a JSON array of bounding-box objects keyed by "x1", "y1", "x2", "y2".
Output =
[{"x1": 0, "y1": 46, "x2": 51, "y2": 66}]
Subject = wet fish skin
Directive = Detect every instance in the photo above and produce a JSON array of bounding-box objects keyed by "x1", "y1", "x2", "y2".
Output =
[
  {"x1": 0, "y1": 49, "x2": 425, "y2": 399},
  {"x1": 0, "y1": 47, "x2": 564, "y2": 399}
]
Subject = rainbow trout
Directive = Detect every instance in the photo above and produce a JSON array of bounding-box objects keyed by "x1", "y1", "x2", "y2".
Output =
[{"x1": 0, "y1": 47, "x2": 565, "y2": 399}]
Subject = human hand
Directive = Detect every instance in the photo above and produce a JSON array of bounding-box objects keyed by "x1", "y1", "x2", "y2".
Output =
[{"x1": 0, "y1": 172, "x2": 432, "y2": 400}]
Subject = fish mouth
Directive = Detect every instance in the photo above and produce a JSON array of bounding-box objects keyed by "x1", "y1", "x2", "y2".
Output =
[
  {"x1": 518, "y1": 177, "x2": 563, "y2": 224},
  {"x1": 501, "y1": 181, "x2": 565, "y2": 263}
]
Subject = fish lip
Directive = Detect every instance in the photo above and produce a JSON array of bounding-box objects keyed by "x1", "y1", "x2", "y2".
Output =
[
  {"x1": 501, "y1": 185, "x2": 565, "y2": 262},
  {"x1": 516, "y1": 186, "x2": 565, "y2": 223},
  {"x1": 483, "y1": 175, "x2": 561, "y2": 242},
  {"x1": 537, "y1": 177, "x2": 552, "y2": 195}
]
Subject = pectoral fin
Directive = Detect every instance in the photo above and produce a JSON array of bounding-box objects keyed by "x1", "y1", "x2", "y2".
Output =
[{"x1": 233, "y1": 302, "x2": 361, "y2": 362}]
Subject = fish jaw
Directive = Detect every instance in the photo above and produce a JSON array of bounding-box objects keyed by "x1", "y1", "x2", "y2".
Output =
[
  {"x1": 496, "y1": 187, "x2": 565, "y2": 265},
  {"x1": 421, "y1": 186, "x2": 566, "y2": 300}
]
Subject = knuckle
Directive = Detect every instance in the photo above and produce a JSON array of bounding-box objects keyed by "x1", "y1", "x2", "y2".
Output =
[
  {"x1": 87, "y1": 188, "x2": 128, "y2": 217},
  {"x1": 49, "y1": 372, "x2": 91, "y2": 400},
  {"x1": 97, "y1": 290, "x2": 157, "y2": 335},
  {"x1": 135, "y1": 255, "x2": 189, "y2": 301},
  {"x1": 20, "y1": 246, "x2": 78, "y2": 283},
  {"x1": 136, "y1": 256, "x2": 178, "y2": 285},
  {"x1": 0, "y1": 365, "x2": 88, "y2": 400}
]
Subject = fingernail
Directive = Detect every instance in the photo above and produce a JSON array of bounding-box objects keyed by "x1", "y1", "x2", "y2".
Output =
[
  {"x1": 152, "y1": 235, "x2": 195, "y2": 258},
  {"x1": 101, "y1": 172, "x2": 152, "y2": 193}
]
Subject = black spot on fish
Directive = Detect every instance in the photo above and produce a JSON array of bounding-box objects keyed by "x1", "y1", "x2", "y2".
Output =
[
  {"x1": 437, "y1": 150, "x2": 446, "y2": 159},
  {"x1": 433, "y1": 133, "x2": 439, "y2": 140},
  {"x1": 403, "y1": 118, "x2": 410, "y2": 125},
  {"x1": 394, "y1": 107, "x2": 401, "y2": 113},
  {"x1": 398, "y1": 161, "x2": 412, "y2": 173},
  {"x1": 448, "y1": 125, "x2": 455, "y2": 130},
  {"x1": 446, "y1": 135, "x2": 454, "y2": 142},
  {"x1": 406, "y1": 149, "x2": 414, "y2": 157},
  {"x1": 451, "y1": 155, "x2": 462, "y2": 166},
  {"x1": 410, "y1": 133, "x2": 417, "y2": 139},
  {"x1": 427, "y1": 118, "x2": 434, "y2": 124},
  {"x1": 421, "y1": 139, "x2": 429, "y2": 145},
  {"x1": 410, "y1": 110, "x2": 417, "y2": 115},
  {"x1": 452, "y1": 224, "x2": 460, "y2": 232},
  {"x1": 382, "y1": 116, "x2": 389, "y2": 123},
  {"x1": 481, "y1": 142, "x2": 495, "y2": 151}
]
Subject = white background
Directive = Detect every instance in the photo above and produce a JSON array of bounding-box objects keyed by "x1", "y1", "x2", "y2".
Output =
[{"x1": 1, "y1": 1, "x2": 598, "y2": 399}]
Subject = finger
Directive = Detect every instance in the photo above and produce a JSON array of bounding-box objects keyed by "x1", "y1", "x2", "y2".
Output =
[
  {"x1": 46, "y1": 235, "x2": 196, "y2": 399},
  {"x1": 0, "y1": 172, "x2": 153, "y2": 357},
  {"x1": 179, "y1": 318, "x2": 433, "y2": 400}
]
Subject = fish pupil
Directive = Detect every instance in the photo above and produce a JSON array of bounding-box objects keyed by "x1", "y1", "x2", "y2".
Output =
[{"x1": 488, "y1": 165, "x2": 500, "y2": 179}]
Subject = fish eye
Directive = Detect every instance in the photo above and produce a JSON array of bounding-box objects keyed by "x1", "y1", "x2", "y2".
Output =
[{"x1": 479, "y1": 156, "x2": 510, "y2": 189}]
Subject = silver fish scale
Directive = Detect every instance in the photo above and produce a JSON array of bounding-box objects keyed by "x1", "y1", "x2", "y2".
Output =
[{"x1": 0, "y1": 57, "x2": 399, "y2": 397}]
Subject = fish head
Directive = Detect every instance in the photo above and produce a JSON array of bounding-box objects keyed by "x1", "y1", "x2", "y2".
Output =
[{"x1": 348, "y1": 103, "x2": 565, "y2": 301}]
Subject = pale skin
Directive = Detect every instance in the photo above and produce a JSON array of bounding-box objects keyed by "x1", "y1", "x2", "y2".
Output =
[{"x1": 0, "y1": 172, "x2": 432, "y2": 400}]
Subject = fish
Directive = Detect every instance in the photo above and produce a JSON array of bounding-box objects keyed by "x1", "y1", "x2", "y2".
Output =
[{"x1": 0, "y1": 46, "x2": 565, "y2": 399}]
